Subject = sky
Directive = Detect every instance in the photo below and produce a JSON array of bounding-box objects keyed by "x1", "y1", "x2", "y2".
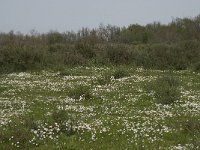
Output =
[{"x1": 0, "y1": 0, "x2": 200, "y2": 34}]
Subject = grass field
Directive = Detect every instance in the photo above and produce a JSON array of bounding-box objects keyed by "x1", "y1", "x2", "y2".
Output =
[{"x1": 1, "y1": 67, "x2": 200, "y2": 149}]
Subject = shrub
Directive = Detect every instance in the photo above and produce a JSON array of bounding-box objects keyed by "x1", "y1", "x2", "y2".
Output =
[
  {"x1": 0, "y1": 116, "x2": 35, "y2": 149},
  {"x1": 0, "y1": 86, "x2": 7, "y2": 94},
  {"x1": 131, "y1": 45, "x2": 151, "y2": 68},
  {"x1": 64, "y1": 52, "x2": 87, "y2": 66},
  {"x1": 146, "y1": 75, "x2": 180, "y2": 105},
  {"x1": 181, "y1": 115, "x2": 200, "y2": 148},
  {"x1": 194, "y1": 61, "x2": 200, "y2": 72},
  {"x1": 182, "y1": 117, "x2": 200, "y2": 134},
  {"x1": 52, "y1": 110, "x2": 71, "y2": 124},
  {"x1": 97, "y1": 72, "x2": 112, "y2": 85},
  {"x1": 75, "y1": 41, "x2": 96, "y2": 59},
  {"x1": 52, "y1": 109, "x2": 76, "y2": 135},
  {"x1": 0, "y1": 47, "x2": 49, "y2": 73},
  {"x1": 68, "y1": 85, "x2": 92, "y2": 100},
  {"x1": 105, "y1": 45, "x2": 132, "y2": 64},
  {"x1": 59, "y1": 70, "x2": 71, "y2": 76},
  {"x1": 147, "y1": 44, "x2": 189, "y2": 70},
  {"x1": 113, "y1": 68, "x2": 130, "y2": 79}
]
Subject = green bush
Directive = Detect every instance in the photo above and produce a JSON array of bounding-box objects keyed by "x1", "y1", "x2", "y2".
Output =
[
  {"x1": 68, "y1": 85, "x2": 92, "y2": 100},
  {"x1": 105, "y1": 45, "x2": 132, "y2": 64},
  {"x1": 59, "y1": 70, "x2": 72, "y2": 76},
  {"x1": 52, "y1": 109, "x2": 76, "y2": 135},
  {"x1": 131, "y1": 45, "x2": 151, "y2": 68},
  {"x1": 194, "y1": 61, "x2": 200, "y2": 72},
  {"x1": 113, "y1": 68, "x2": 130, "y2": 79},
  {"x1": 182, "y1": 117, "x2": 200, "y2": 134},
  {"x1": 0, "y1": 116, "x2": 35, "y2": 149},
  {"x1": 97, "y1": 72, "x2": 112, "y2": 85},
  {"x1": 147, "y1": 75, "x2": 180, "y2": 104},
  {"x1": 178, "y1": 115, "x2": 200, "y2": 148},
  {"x1": 147, "y1": 44, "x2": 188, "y2": 70},
  {"x1": 75, "y1": 41, "x2": 96, "y2": 59},
  {"x1": 0, "y1": 86, "x2": 7, "y2": 94},
  {"x1": 52, "y1": 110, "x2": 71, "y2": 124},
  {"x1": 64, "y1": 52, "x2": 87, "y2": 66},
  {"x1": 0, "y1": 47, "x2": 49, "y2": 73}
]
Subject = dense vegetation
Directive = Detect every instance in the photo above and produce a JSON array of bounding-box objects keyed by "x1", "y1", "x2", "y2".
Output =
[{"x1": 0, "y1": 15, "x2": 200, "y2": 73}]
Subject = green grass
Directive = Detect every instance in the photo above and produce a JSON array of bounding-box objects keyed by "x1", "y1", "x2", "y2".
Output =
[{"x1": 0, "y1": 67, "x2": 200, "y2": 149}]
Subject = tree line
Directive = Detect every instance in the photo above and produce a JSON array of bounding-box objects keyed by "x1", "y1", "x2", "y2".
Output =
[{"x1": 0, "y1": 15, "x2": 200, "y2": 73}]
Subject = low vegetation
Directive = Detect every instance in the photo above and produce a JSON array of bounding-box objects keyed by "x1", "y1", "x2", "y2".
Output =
[{"x1": 0, "y1": 67, "x2": 200, "y2": 149}]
